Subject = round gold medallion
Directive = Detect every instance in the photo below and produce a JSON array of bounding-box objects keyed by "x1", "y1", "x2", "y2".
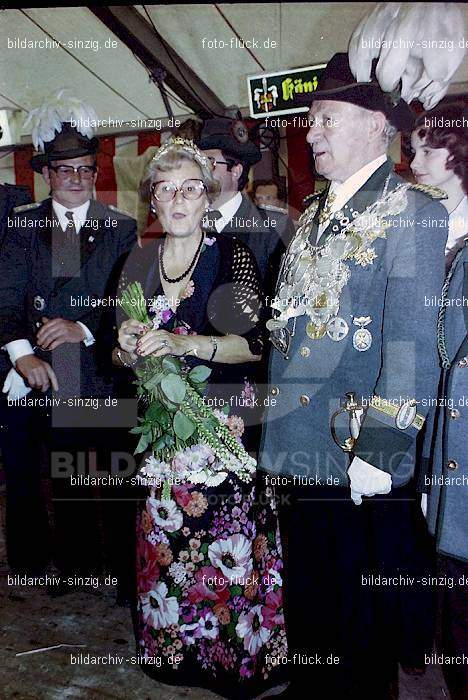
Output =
[{"x1": 306, "y1": 321, "x2": 326, "y2": 339}]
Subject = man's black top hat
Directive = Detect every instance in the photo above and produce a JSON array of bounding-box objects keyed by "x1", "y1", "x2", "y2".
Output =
[
  {"x1": 297, "y1": 52, "x2": 414, "y2": 132},
  {"x1": 197, "y1": 117, "x2": 261, "y2": 165},
  {"x1": 31, "y1": 122, "x2": 99, "y2": 173}
]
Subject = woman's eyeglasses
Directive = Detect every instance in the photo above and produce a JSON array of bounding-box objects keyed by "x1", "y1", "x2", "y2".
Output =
[
  {"x1": 48, "y1": 165, "x2": 97, "y2": 179},
  {"x1": 151, "y1": 179, "x2": 206, "y2": 202}
]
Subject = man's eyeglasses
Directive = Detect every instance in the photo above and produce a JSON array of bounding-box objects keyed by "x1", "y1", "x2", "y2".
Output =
[
  {"x1": 48, "y1": 165, "x2": 97, "y2": 179},
  {"x1": 151, "y1": 179, "x2": 206, "y2": 202},
  {"x1": 207, "y1": 156, "x2": 236, "y2": 170}
]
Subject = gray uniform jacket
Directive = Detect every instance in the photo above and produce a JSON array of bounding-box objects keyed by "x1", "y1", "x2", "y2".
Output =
[
  {"x1": 259, "y1": 160, "x2": 448, "y2": 487},
  {"x1": 426, "y1": 241, "x2": 468, "y2": 562}
]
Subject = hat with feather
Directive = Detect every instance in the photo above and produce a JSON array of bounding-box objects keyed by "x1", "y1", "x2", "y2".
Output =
[
  {"x1": 24, "y1": 89, "x2": 100, "y2": 173},
  {"x1": 299, "y1": 2, "x2": 466, "y2": 132}
]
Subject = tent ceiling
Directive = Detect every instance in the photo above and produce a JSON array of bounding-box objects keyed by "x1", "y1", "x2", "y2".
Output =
[{"x1": 0, "y1": 3, "x2": 467, "y2": 141}]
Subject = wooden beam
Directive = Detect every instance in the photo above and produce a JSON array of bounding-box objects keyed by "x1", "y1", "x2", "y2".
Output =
[{"x1": 89, "y1": 5, "x2": 225, "y2": 119}]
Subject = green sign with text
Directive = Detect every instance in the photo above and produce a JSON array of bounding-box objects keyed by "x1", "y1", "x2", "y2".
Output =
[{"x1": 247, "y1": 64, "x2": 326, "y2": 118}]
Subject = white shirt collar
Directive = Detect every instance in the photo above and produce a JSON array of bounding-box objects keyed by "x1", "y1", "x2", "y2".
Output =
[
  {"x1": 215, "y1": 191, "x2": 243, "y2": 232},
  {"x1": 446, "y1": 195, "x2": 468, "y2": 255},
  {"x1": 329, "y1": 154, "x2": 388, "y2": 209},
  {"x1": 317, "y1": 155, "x2": 387, "y2": 241},
  {"x1": 52, "y1": 199, "x2": 90, "y2": 233}
]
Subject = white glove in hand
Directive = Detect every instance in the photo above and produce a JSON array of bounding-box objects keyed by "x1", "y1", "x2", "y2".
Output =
[
  {"x1": 421, "y1": 493, "x2": 428, "y2": 517},
  {"x1": 2, "y1": 368, "x2": 32, "y2": 401},
  {"x1": 348, "y1": 456, "x2": 392, "y2": 505}
]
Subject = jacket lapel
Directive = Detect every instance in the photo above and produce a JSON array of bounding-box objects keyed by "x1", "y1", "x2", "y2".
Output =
[
  {"x1": 78, "y1": 199, "x2": 105, "y2": 271},
  {"x1": 221, "y1": 195, "x2": 248, "y2": 236},
  {"x1": 463, "y1": 258, "x2": 468, "y2": 335},
  {"x1": 442, "y1": 246, "x2": 468, "y2": 361},
  {"x1": 36, "y1": 198, "x2": 57, "y2": 252},
  {"x1": 318, "y1": 160, "x2": 394, "y2": 247},
  {"x1": 308, "y1": 186, "x2": 330, "y2": 246}
]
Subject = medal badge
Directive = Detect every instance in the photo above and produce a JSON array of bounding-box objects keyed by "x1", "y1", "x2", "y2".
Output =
[
  {"x1": 33, "y1": 295, "x2": 45, "y2": 312},
  {"x1": 306, "y1": 321, "x2": 327, "y2": 339},
  {"x1": 396, "y1": 401, "x2": 417, "y2": 430},
  {"x1": 326, "y1": 316, "x2": 349, "y2": 341},
  {"x1": 352, "y1": 316, "x2": 372, "y2": 351},
  {"x1": 269, "y1": 180, "x2": 410, "y2": 355}
]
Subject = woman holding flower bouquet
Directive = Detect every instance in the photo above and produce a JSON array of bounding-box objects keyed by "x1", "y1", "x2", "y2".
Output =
[{"x1": 114, "y1": 138, "x2": 287, "y2": 699}]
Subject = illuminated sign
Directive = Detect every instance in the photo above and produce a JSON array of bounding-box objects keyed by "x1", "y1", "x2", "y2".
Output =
[{"x1": 247, "y1": 64, "x2": 326, "y2": 118}]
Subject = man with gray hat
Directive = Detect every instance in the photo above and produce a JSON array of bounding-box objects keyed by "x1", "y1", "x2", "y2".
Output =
[
  {"x1": 0, "y1": 95, "x2": 136, "y2": 590},
  {"x1": 259, "y1": 53, "x2": 447, "y2": 698}
]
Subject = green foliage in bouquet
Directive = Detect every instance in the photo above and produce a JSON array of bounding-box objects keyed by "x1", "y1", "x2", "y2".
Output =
[{"x1": 120, "y1": 282, "x2": 255, "y2": 480}]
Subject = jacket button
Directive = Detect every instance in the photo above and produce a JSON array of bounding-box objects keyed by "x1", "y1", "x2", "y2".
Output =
[
  {"x1": 270, "y1": 386, "x2": 279, "y2": 396},
  {"x1": 458, "y1": 357, "x2": 468, "y2": 368},
  {"x1": 300, "y1": 346, "x2": 310, "y2": 357},
  {"x1": 447, "y1": 459, "x2": 458, "y2": 470},
  {"x1": 449, "y1": 409, "x2": 461, "y2": 420},
  {"x1": 299, "y1": 394, "x2": 310, "y2": 406}
]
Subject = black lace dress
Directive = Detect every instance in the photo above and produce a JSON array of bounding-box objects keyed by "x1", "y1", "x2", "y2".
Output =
[{"x1": 117, "y1": 232, "x2": 287, "y2": 700}]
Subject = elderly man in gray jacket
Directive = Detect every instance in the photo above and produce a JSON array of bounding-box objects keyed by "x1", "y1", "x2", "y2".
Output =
[{"x1": 259, "y1": 53, "x2": 447, "y2": 699}]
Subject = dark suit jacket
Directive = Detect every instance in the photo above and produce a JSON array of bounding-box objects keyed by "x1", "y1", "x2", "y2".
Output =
[
  {"x1": 220, "y1": 194, "x2": 295, "y2": 298},
  {"x1": 0, "y1": 198, "x2": 136, "y2": 398},
  {"x1": 0, "y1": 183, "x2": 31, "y2": 251}
]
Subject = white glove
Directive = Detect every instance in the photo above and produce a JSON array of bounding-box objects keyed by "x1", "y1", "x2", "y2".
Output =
[
  {"x1": 2, "y1": 368, "x2": 32, "y2": 401},
  {"x1": 420, "y1": 493, "x2": 428, "y2": 517},
  {"x1": 348, "y1": 456, "x2": 392, "y2": 505}
]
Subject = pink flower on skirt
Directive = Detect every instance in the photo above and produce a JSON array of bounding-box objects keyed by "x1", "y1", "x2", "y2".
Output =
[
  {"x1": 261, "y1": 589, "x2": 284, "y2": 630},
  {"x1": 136, "y1": 538, "x2": 160, "y2": 594},
  {"x1": 172, "y1": 483, "x2": 193, "y2": 507}
]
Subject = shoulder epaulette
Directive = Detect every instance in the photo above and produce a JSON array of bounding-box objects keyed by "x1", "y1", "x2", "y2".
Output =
[
  {"x1": 303, "y1": 192, "x2": 321, "y2": 207},
  {"x1": 108, "y1": 204, "x2": 133, "y2": 218},
  {"x1": 408, "y1": 183, "x2": 447, "y2": 200},
  {"x1": 257, "y1": 203, "x2": 288, "y2": 215},
  {"x1": 5, "y1": 183, "x2": 30, "y2": 192},
  {"x1": 12, "y1": 202, "x2": 41, "y2": 214}
]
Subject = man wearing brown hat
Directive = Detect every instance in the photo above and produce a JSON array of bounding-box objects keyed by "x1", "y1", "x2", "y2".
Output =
[
  {"x1": 0, "y1": 95, "x2": 136, "y2": 593},
  {"x1": 259, "y1": 53, "x2": 448, "y2": 697}
]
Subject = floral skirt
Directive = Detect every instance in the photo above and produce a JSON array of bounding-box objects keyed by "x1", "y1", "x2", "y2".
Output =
[{"x1": 135, "y1": 472, "x2": 288, "y2": 699}]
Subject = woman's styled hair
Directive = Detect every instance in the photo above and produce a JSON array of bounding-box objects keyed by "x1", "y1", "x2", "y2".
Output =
[
  {"x1": 147, "y1": 138, "x2": 221, "y2": 202},
  {"x1": 413, "y1": 102, "x2": 468, "y2": 194}
]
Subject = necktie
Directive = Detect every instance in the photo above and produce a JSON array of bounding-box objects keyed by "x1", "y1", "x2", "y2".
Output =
[
  {"x1": 203, "y1": 210, "x2": 222, "y2": 234},
  {"x1": 317, "y1": 191, "x2": 337, "y2": 226},
  {"x1": 52, "y1": 210, "x2": 80, "y2": 277},
  {"x1": 65, "y1": 210, "x2": 78, "y2": 243}
]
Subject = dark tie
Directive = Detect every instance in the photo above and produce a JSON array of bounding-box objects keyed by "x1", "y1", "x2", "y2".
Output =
[
  {"x1": 64, "y1": 210, "x2": 78, "y2": 243},
  {"x1": 52, "y1": 211, "x2": 80, "y2": 278},
  {"x1": 203, "y1": 209, "x2": 222, "y2": 234}
]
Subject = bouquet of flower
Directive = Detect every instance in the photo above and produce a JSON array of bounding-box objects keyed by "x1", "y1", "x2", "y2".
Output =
[{"x1": 120, "y1": 282, "x2": 256, "y2": 498}]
